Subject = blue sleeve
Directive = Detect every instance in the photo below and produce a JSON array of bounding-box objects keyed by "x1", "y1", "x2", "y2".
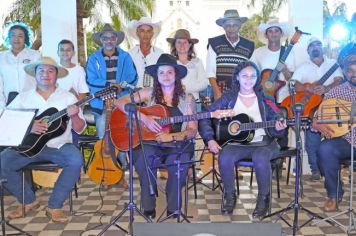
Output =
[
  {"x1": 86, "y1": 54, "x2": 107, "y2": 91},
  {"x1": 118, "y1": 53, "x2": 138, "y2": 98}
]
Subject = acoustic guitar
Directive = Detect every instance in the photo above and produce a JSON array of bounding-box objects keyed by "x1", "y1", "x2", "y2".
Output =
[
  {"x1": 87, "y1": 98, "x2": 123, "y2": 185},
  {"x1": 110, "y1": 104, "x2": 234, "y2": 151},
  {"x1": 215, "y1": 113, "x2": 310, "y2": 146},
  {"x1": 261, "y1": 28, "x2": 303, "y2": 101},
  {"x1": 16, "y1": 86, "x2": 117, "y2": 158},
  {"x1": 316, "y1": 98, "x2": 354, "y2": 138},
  {"x1": 281, "y1": 63, "x2": 339, "y2": 118}
]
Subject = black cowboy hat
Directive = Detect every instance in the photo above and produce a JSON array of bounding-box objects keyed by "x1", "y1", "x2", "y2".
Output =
[{"x1": 145, "y1": 54, "x2": 188, "y2": 79}]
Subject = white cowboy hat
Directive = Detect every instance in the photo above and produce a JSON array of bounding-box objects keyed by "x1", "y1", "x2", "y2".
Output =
[
  {"x1": 216, "y1": 10, "x2": 248, "y2": 27},
  {"x1": 92, "y1": 24, "x2": 125, "y2": 46},
  {"x1": 128, "y1": 17, "x2": 161, "y2": 41},
  {"x1": 307, "y1": 36, "x2": 322, "y2": 48},
  {"x1": 24, "y1": 56, "x2": 68, "y2": 78},
  {"x1": 257, "y1": 19, "x2": 290, "y2": 44}
]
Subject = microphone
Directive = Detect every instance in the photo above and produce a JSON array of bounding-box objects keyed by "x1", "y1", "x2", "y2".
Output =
[{"x1": 119, "y1": 81, "x2": 136, "y2": 91}]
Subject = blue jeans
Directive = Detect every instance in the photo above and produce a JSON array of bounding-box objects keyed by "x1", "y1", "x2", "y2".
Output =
[
  {"x1": 219, "y1": 140, "x2": 279, "y2": 196},
  {"x1": 94, "y1": 111, "x2": 127, "y2": 167},
  {"x1": 317, "y1": 138, "x2": 356, "y2": 199},
  {"x1": 305, "y1": 129, "x2": 321, "y2": 173},
  {"x1": 0, "y1": 144, "x2": 83, "y2": 209}
]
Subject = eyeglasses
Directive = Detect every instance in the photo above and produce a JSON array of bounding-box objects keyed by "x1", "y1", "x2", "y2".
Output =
[{"x1": 101, "y1": 36, "x2": 117, "y2": 42}]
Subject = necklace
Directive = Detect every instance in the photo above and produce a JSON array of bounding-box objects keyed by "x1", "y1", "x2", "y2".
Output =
[{"x1": 238, "y1": 92, "x2": 256, "y2": 98}]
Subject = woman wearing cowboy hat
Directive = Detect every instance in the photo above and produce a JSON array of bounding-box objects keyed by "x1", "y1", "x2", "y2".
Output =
[
  {"x1": 114, "y1": 54, "x2": 197, "y2": 219},
  {"x1": 167, "y1": 29, "x2": 208, "y2": 107},
  {"x1": 128, "y1": 17, "x2": 163, "y2": 88}
]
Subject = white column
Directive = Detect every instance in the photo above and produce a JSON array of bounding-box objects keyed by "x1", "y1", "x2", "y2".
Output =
[
  {"x1": 288, "y1": 0, "x2": 323, "y2": 67},
  {"x1": 41, "y1": 0, "x2": 78, "y2": 63}
]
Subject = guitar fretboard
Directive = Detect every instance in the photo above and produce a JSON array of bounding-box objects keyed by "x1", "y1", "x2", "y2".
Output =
[
  {"x1": 315, "y1": 63, "x2": 339, "y2": 86},
  {"x1": 157, "y1": 112, "x2": 212, "y2": 126},
  {"x1": 240, "y1": 120, "x2": 277, "y2": 131}
]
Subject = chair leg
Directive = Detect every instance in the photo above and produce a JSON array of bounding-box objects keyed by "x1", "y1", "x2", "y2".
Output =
[
  {"x1": 286, "y1": 156, "x2": 291, "y2": 185},
  {"x1": 235, "y1": 166, "x2": 240, "y2": 195},
  {"x1": 74, "y1": 183, "x2": 78, "y2": 199},
  {"x1": 276, "y1": 164, "x2": 281, "y2": 198},
  {"x1": 249, "y1": 168, "x2": 254, "y2": 187},
  {"x1": 69, "y1": 191, "x2": 73, "y2": 215},
  {"x1": 191, "y1": 163, "x2": 198, "y2": 199},
  {"x1": 184, "y1": 174, "x2": 189, "y2": 216}
]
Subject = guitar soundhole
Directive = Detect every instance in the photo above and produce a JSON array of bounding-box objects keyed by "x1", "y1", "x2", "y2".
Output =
[
  {"x1": 264, "y1": 81, "x2": 273, "y2": 90},
  {"x1": 228, "y1": 121, "x2": 240, "y2": 136}
]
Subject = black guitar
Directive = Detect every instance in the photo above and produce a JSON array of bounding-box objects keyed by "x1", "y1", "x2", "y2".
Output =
[
  {"x1": 214, "y1": 113, "x2": 310, "y2": 146},
  {"x1": 16, "y1": 87, "x2": 117, "y2": 158}
]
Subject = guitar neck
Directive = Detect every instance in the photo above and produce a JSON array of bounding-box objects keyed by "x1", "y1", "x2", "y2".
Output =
[
  {"x1": 240, "y1": 120, "x2": 277, "y2": 131},
  {"x1": 157, "y1": 112, "x2": 213, "y2": 126},
  {"x1": 48, "y1": 94, "x2": 94, "y2": 123},
  {"x1": 314, "y1": 63, "x2": 339, "y2": 86},
  {"x1": 268, "y1": 43, "x2": 295, "y2": 82}
]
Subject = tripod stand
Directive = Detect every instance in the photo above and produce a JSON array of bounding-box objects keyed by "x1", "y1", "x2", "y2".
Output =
[
  {"x1": 97, "y1": 103, "x2": 152, "y2": 236},
  {"x1": 0, "y1": 179, "x2": 31, "y2": 236},
  {"x1": 193, "y1": 148, "x2": 222, "y2": 191},
  {"x1": 263, "y1": 103, "x2": 327, "y2": 235},
  {"x1": 312, "y1": 101, "x2": 356, "y2": 233}
]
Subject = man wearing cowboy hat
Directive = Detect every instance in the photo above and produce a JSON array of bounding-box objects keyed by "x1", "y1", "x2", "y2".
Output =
[
  {"x1": 312, "y1": 42, "x2": 356, "y2": 212},
  {"x1": 251, "y1": 19, "x2": 295, "y2": 103},
  {"x1": 206, "y1": 9, "x2": 254, "y2": 100},
  {"x1": 292, "y1": 37, "x2": 343, "y2": 181},
  {"x1": 128, "y1": 17, "x2": 163, "y2": 88},
  {"x1": 86, "y1": 23, "x2": 137, "y2": 139},
  {"x1": 1, "y1": 57, "x2": 86, "y2": 223}
]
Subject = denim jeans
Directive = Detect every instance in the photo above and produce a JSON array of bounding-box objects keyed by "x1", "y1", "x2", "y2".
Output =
[
  {"x1": 317, "y1": 137, "x2": 356, "y2": 198},
  {"x1": 0, "y1": 144, "x2": 83, "y2": 209},
  {"x1": 219, "y1": 140, "x2": 279, "y2": 196},
  {"x1": 305, "y1": 129, "x2": 321, "y2": 173}
]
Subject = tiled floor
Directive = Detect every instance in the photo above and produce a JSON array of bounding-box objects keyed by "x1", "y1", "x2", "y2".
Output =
[{"x1": 2, "y1": 165, "x2": 355, "y2": 236}]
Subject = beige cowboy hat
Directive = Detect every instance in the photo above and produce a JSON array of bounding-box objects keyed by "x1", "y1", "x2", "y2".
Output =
[
  {"x1": 128, "y1": 17, "x2": 161, "y2": 40},
  {"x1": 216, "y1": 9, "x2": 248, "y2": 26},
  {"x1": 92, "y1": 24, "x2": 125, "y2": 46},
  {"x1": 24, "y1": 56, "x2": 68, "y2": 78},
  {"x1": 257, "y1": 19, "x2": 290, "y2": 44},
  {"x1": 166, "y1": 29, "x2": 199, "y2": 44}
]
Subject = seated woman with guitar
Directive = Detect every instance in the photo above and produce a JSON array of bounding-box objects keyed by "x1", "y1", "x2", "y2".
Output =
[
  {"x1": 313, "y1": 43, "x2": 356, "y2": 212},
  {"x1": 114, "y1": 54, "x2": 197, "y2": 219},
  {"x1": 199, "y1": 61, "x2": 287, "y2": 218}
]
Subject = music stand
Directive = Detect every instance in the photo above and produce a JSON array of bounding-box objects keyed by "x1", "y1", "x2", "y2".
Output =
[
  {"x1": 263, "y1": 103, "x2": 327, "y2": 235},
  {"x1": 96, "y1": 103, "x2": 152, "y2": 236},
  {"x1": 312, "y1": 101, "x2": 356, "y2": 233}
]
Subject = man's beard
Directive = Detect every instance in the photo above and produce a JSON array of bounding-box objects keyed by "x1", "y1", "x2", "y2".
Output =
[{"x1": 311, "y1": 49, "x2": 321, "y2": 58}]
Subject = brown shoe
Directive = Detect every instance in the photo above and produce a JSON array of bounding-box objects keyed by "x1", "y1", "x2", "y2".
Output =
[
  {"x1": 324, "y1": 198, "x2": 338, "y2": 212},
  {"x1": 8, "y1": 200, "x2": 40, "y2": 219},
  {"x1": 45, "y1": 208, "x2": 68, "y2": 223}
]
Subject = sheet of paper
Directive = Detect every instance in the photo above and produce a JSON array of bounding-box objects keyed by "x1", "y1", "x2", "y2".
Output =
[{"x1": 0, "y1": 109, "x2": 37, "y2": 146}]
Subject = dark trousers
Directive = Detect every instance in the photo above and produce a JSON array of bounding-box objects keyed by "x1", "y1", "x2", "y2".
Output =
[
  {"x1": 317, "y1": 137, "x2": 356, "y2": 198},
  {"x1": 133, "y1": 141, "x2": 194, "y2": 212},
  {"x1": 219, "y1": 140, "x2": 279, "y2": 196}
]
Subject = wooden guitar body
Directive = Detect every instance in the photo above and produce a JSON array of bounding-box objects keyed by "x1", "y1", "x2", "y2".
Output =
[
  {"x1": 87, "y1": 139, "x2": 122, "y2": 185},
  {"x1": 110, "y1": 105, "x2": 171, "y2": 151},
  {"x1": 260, "y1": 69, "x2": 286, "y2": 100},
  {"x1": 281, "y1": 86, "x2": 323, "y2": 118},
  {"x1": 317, "y1": 98, "x2": 353, "y2": 138}
]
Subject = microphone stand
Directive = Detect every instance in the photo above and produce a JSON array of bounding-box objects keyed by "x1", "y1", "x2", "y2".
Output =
[
  {"x1": 97, "y1": 88, "x2": 152, "y2": 236},
  {"x1": 263, "y1": 83, "x2": 329, "y2": 235}
]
